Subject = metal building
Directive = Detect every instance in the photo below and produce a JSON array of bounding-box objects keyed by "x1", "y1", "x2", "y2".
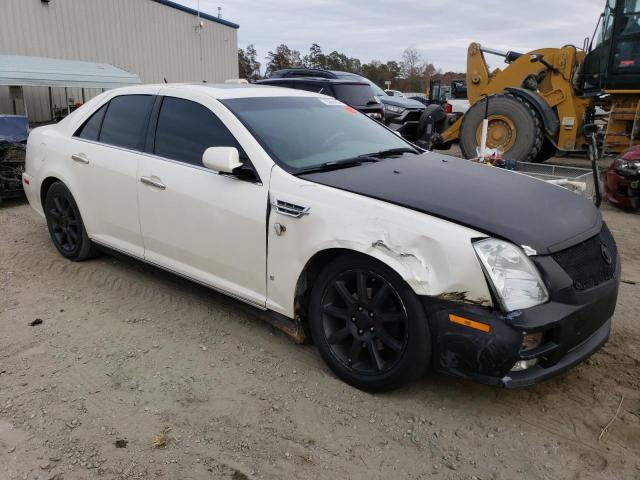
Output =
[{"x1": 0, "y1": 0, "x2": 239, "y2": 122}]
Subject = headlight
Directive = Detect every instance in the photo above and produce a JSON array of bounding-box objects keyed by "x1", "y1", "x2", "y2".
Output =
[
  {"x1": 385, "y1": 104, "x2": 404, "y2": 114},
  {"x1": 473, "y1": 238, "x2": 549, "y2": 311},
  {"x1": 614, "y1": 158, "x2": 640, "y2": 176}
]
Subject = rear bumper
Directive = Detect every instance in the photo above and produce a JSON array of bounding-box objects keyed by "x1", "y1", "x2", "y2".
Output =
[
  {"x1": 22, "y1": 172, "x2": 43, "y2": 215},
  {"x1": 423, "y1": 249, "x2": 620, "y2": 388}
]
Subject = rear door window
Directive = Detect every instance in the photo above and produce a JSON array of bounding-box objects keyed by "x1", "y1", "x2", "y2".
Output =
[
  {"x1": 153, "y1": 96, "x2": 243, "y2": 166},
  {"x1": 99, "y1": 95, "x2": 154, "y2": 151}
]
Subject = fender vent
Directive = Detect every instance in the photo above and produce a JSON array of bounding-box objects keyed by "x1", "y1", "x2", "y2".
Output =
[{"x1": 273, "y1": 199, "x2": 310, "y2": 218}]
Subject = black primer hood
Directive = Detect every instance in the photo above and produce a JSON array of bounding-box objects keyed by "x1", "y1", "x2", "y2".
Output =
[{"x1": 300, "y1": 152, "x2": 602, "y2": 255}]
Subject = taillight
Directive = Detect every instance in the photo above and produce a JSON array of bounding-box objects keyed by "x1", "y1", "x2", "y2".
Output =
[{"x1": 445, "y1": 102, "x2": 453, "y2": 113}]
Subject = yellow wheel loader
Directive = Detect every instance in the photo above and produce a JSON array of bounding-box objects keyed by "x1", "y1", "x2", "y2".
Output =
[{"x1": 430, "y1": 0, "x2": 640, "y2": 162}]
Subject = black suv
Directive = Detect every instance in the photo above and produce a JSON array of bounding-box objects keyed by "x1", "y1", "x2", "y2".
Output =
[
  {"x1": 268, "y1": 68, "x2": 426, "y2": 140},
  {"x1": 256, "y1": 77, "x2": 384, "y2": 121}
]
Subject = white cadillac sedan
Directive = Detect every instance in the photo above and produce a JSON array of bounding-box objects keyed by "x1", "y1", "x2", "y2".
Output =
[{"x1": 23, "y1": 84, "x2": 619, "y2": 391}]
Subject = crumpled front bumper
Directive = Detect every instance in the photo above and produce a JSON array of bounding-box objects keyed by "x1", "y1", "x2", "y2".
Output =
[{"x1": 422, "y1": 247, "x2": 620, "y2": 388}]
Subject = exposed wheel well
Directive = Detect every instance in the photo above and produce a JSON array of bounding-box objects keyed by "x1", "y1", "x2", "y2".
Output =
[
  {"x1": 294, "y1": 248, "x2": 399, "y2": 336},
  {"x1": 40, "y1": 176, "x2": 62, "y2": 210}
]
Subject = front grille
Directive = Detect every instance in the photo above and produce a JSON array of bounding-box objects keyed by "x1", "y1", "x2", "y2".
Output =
[{"x1": 552, "y1": 224, "x2": 618, "y2": 290}]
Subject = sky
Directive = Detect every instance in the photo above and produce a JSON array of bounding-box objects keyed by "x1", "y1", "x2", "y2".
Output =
[{"x1": 177, "y1": 0, "x2": 606, "y2": 73}]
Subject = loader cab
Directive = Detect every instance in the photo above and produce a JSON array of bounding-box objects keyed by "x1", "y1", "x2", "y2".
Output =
[
  {"x1": 582, "y1": 0, "x2": 640, "y2": 93},
  {"x1": 428, "y1": 80, "x2": 449, "y2": 105}
]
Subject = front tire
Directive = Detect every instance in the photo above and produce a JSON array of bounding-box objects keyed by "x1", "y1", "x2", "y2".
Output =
[
  {"x1": 309, "y1": 254, "x2": 431, "y2": 391},
  {"x1": 44, "y1": 182, "x2": 98, "y2": 261}
]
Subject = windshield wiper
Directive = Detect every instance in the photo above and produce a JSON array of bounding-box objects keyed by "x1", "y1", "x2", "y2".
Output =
[
  {"x1": 358, "y1": 147, "x2": 418, "y2": 158},
  {"x1": 294, "y1": 157, "x2": 379, "y2": 175},
  {"x1": 293, "y1": 148, "x2": 417, "y2": 175}
]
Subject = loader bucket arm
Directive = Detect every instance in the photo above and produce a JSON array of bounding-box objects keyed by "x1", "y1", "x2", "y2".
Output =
[{"x1": 466, "y1": 43, "x2": 492, "y2": 104}]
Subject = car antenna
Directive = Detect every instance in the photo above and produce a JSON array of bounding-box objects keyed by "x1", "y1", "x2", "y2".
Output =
[{"x1": 163, "y1": 77, "x2": 168, "y2": 84}]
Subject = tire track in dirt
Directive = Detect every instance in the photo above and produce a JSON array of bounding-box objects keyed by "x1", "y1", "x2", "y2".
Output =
[
  {"x1": 3, "y1": 246, "x2": 217, "y2": 317},
  {"x1": 3, "y1": 202, "x2": 640, "y2": 479}
]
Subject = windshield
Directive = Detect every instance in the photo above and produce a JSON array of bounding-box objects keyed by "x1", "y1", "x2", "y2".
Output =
[
  {"x1": 594, "y1": 0, "x2": 616, "y2": 49},
  {"x1": 222, "y1": 96, "x2": 413, "y2": 171}
]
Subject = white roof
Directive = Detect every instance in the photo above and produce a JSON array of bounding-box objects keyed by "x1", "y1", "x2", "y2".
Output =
[
  {"x1": 0, "y1": 54, "x2": 141, "y2": 89},
  {"x1": 151, "y1": 83, "x2": 324, "y2": 100}
]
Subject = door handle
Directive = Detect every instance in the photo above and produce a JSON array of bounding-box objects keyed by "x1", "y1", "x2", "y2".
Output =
[
  {"x1": 140, "y1": 176, "x2": 166, "y2": 190},
  {"x1": 71, "y1": 153, "x2": 89, "y2": 164}
]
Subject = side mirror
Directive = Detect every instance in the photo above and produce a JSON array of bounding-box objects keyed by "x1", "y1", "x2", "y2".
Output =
[
  {"x1": 202, "y1": 146, "x2": 242, "y2": 173},
  {"x1": 529, "y1": 54, "x2": 542, "y2": 63}
]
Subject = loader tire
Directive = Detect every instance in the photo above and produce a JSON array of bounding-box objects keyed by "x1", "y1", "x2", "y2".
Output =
[
  {"x1": 459, "y1": 93, "x2": 543, "y2": 163},
  {"x1": 532, "y1": 138, "x2": 557, "y2": 163}
]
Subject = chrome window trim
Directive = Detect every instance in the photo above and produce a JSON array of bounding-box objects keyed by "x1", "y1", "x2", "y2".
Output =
[{"x1": 71, "y1": 137, "x2": 263, "y2": 186}]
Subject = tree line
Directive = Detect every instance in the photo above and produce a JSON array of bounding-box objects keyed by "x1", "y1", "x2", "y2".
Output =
[{"x1": 238, "y1": 43, "x2": 464, "y2": 93}]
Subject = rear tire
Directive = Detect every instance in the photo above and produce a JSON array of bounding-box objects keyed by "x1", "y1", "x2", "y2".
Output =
[
  {"x1": 309, "y1": 254, "x2": 431, "y2": 391},
  {"x1": 44, "y1": 182, "x2": 98, "y2": 261},
  {"x1": 459, "y1": 93, "x2": 543, "y2": 162}
]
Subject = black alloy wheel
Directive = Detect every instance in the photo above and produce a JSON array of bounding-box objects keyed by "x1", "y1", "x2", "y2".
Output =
[
  {"x1": 321, "y1": 269, "x2": 409, "y2": 374},
  {"x1": 44, "y1": 181, "x2": 98, "y2": 261},
  {"x1": 48, "y1": 193, "x2": 80, "y2": 254},
  {"x1": 310, "y1": 254, "x2": 431, "y2": 391}
]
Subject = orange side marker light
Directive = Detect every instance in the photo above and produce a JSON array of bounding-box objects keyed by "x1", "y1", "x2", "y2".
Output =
[{"x1": 448, "y1": 313, "x2": 491, "y2": 333}]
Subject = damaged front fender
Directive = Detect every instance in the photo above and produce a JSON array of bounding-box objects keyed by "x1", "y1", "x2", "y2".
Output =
[
  {"x1": 265, "y1": 166, "x2": 494, "y2": 318},
  {"x1": 433, "y1": 291, "x2": 491, "y2": 307}
]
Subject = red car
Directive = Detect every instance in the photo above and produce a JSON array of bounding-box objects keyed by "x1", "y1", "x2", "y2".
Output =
[{"x1": 604, "y1": 145, "x2": 640, "y2": 211}]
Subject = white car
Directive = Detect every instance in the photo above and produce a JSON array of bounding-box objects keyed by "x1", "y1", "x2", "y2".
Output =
[{"x1": 23, "y1": 84, "x2": 619, "y2": 391}]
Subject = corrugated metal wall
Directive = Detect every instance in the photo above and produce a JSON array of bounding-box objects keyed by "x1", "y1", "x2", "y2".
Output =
[{"x1": 0, "y1": 0, "x2": 239, "y2": 122}]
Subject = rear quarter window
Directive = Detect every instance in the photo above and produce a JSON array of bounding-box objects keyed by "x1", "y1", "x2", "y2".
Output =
[{"x1": 74, "y1": 104, "x2": 107, "y2": 141}]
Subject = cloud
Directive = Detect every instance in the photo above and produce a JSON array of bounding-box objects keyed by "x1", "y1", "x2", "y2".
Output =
[{"x1": 177, "y1": 0, "x2": 605, "y2": 72}]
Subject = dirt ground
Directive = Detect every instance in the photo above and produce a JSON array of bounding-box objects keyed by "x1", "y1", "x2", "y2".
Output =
[{"x1": 1, "y1": 152, "x2": 639, "y2": 480}]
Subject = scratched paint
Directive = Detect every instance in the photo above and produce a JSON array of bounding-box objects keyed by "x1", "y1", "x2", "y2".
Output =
[{"x1": 266, "y1": 165, "x2": 495, "y2": 318}]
